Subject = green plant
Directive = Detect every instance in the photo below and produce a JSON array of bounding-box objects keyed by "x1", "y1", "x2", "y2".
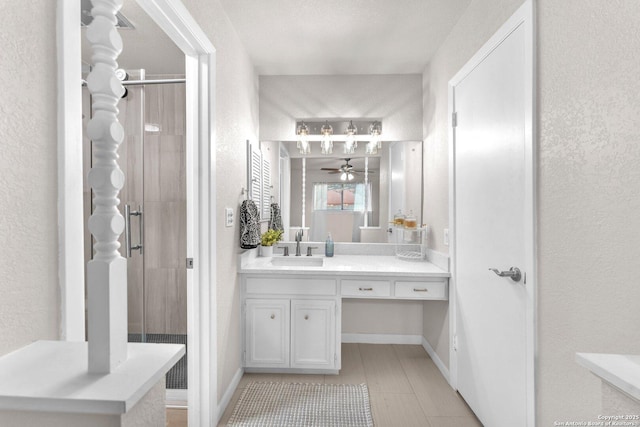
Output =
[{"x1": 261, "y1": 229, "x2": 283, "y2": 247}]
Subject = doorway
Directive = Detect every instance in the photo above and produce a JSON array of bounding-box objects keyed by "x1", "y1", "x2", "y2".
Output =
[
  {"x1": 448, "y1": 1, "x2": 535, "y2": 426},
  {"x1": 59, "y1": 0, "x2": 216, "y2": 423},
  {"x1": 82, "y1": 69, "x2": 189, "y2": 397}
]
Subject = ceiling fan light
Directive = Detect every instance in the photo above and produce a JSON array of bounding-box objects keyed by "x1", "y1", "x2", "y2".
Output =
[
  {"x1": 348, "y1": 172, "x2": 354, "y2": 181},
  {"x1": 340, "y1": 172, "x2": 347, "y2": 181}
]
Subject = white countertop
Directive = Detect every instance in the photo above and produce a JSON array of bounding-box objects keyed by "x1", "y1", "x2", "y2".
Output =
[
  {"x1": 0, "y1": 340, "x2": 185, "y2": 414},
  {"x1": 240, "y1": 254, "x2": 450, "y2": 278},
  {"x1": 576, "y1": 352, "x2": 640, "y2": 401}
]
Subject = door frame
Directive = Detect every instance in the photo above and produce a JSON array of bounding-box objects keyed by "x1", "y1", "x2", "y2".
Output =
[
  {"x1": 56, "y1": 0, "x2": 217, "y2": 425},
  {"x1": 447, "y1": 0, "x2": 536, "y2": 424}
]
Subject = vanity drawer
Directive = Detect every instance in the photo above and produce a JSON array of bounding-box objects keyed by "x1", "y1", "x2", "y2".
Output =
[
  {"x1": 394, "y1": 281, "x2": 448, "y2": 300},
  {"x1": 341, "y1": 280, "x2": 391, "y2": 298},
  {"x1": 245, "y1": 277, "x2": 337, "y2": 296}
]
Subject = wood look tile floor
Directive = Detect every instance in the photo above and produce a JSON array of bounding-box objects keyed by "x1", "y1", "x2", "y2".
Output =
[{"x1": 168, "y1": 344, "x2": 482, "y2": 427}]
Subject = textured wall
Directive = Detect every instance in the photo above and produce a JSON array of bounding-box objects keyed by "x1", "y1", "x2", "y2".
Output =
[
  {"x1": 0, "y1": 1, "x2": 60, "y2": 355},
  {"x1": 181, "y1": 0, "x2": 260, "y2": 405},
  {"x1": 259, "y1": 74, "x2": 423, "y2": 142},
  {"x1": 421, "y1": 0, "x2": 525, "y2": 369},
  {"x1": 537, "y1": 1, "x2": 640, "y2": 424},
  {"x1": 422, "y1": 0, "x2": 640, "y2": 423}
]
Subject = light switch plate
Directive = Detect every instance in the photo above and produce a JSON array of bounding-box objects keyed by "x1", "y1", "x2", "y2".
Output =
[{"x1": 225, "y1": 207, "x2": 234, "y2": 227}]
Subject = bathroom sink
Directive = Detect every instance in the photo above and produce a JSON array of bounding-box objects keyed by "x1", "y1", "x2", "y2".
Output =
[{"x1": 271, "y1": 256, "x2": 324, "y2": 267}]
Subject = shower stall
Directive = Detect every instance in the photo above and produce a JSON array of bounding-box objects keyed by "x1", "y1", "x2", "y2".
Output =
[{"x1": 83, "y1": 69, "x2": 188, "y2": 396}]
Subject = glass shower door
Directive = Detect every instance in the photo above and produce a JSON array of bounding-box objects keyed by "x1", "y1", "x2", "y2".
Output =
[
  {"x1": 84, "y1": 70, "x2": 187, "y2": 392},
  {"x1": 124, "y1": 73, "x2": 188, "y2": 391}
]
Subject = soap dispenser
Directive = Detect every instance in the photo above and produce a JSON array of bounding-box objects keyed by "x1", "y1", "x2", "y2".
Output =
[{"x1": 325, "y1": 233, "x2": 334, "y2": 257}]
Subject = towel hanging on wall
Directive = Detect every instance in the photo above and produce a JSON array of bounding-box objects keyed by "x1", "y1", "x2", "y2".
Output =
[
  {"x1": 239, "y1": 199, "x2": 260, "y2": 249},
  {"x1": 269, "y1": 203, "x2": 283, "y2": 232}
]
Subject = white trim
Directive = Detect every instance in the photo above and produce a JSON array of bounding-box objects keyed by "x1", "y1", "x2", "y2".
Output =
[
  {"x1": 57, "y1": 0, "x2": 216, "y2": 424},
  {"x1": 421, "y1": 337, "x2": 450, "y2": 385},
  {"x1": 447, "y1": 1, "x2": 536, "y2": 426},
  {"x1": 56, "y1": 0, "x2": 85, "y2": 342},
  {"x1": 216, "y1": 368, "x2": 244, "y2": 424},
  {"x1": 341, "y1": 333, "x2": 422, "y2": 345}
]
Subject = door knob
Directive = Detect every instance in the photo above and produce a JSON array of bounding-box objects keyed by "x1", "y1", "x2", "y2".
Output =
[{"x1": 489, "y1": 267, "x2": 522, "y2": 283}]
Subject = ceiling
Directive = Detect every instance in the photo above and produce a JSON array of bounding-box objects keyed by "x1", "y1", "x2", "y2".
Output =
[
  {"x1": 82, "y1": 0, "x2": 471, "y2": 76},
  {"x1": 219, "y1": 0, "x2": 472, "y2": 75},
  {"x1": 81, "y1": 0, "x2": 185, "y2": 75}
]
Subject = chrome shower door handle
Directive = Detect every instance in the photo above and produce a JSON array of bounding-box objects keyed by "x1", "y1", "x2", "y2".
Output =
[
  {"x1": 489, "y1": 267, "x2": 522, "y2": 283},
  {"x1": 124, "y1": 204, "x2": 143, "y2": 257},
  {"x1": 125, "y1": 204, "x2": 132, "y2": 258}
]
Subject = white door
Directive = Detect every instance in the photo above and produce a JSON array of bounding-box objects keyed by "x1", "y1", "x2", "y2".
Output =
[
  {"x1": 451, "y1": 2, "x2": 535, "y2": 426},
  {"x1": 291, "y1": 299, "x2": 335, "y2": 369},
  {"x1": 245, "y1": 299, "x2": 290, "y2": 368}
]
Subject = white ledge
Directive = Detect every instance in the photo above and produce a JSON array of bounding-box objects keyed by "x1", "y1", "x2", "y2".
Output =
[
  {"x1": 0, "y1": 340, "x2": 185, "y2": 414},
  {"x1": 576, "y1": 352, "x2": 640, "y2": 401}
]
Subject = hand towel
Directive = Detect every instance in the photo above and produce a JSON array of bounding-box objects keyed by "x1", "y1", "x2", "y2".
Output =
[
  {"x1": 240, "y1": 199, "x2": 260, "y2": 249},
  {"x1": 269, "y1": 202, "x2": 283, "y2": 232}
]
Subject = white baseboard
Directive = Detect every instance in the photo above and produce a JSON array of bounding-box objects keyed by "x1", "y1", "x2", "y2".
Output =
[
  {"x1": 342, "y1": 333, "x2": 423, "y2": 345},
  {"x1": 216, "y1": 367, "x2": 243, "y2": 424},
  {"x1": 165, "y1": 388, "x2": 188, "y2": 407},
  {"x1": 421, "y1": 337, "x2": 451, "y2": 386}
]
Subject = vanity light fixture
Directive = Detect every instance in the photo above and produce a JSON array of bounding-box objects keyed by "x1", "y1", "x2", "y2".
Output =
[
  {"x1": 366, "y1": 121, "x2": 382, "y2": 155},
  {"x1": 343, "y1": 120, "x2": 358, "y2": 154},
  {"x1": 292, "y1": 120, "x2": 382, "y2": 155},
  {"x1": 320, "y1": 121, "x2": 333, "y2": 154},
  {"x1": 297, "y1": 121, "x2": 310, "y2": 154}
]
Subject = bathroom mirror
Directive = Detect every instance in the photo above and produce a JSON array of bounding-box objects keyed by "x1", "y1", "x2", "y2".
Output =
[{"x1": 261, "y1": 140, "x2": 423, "y2": 244}]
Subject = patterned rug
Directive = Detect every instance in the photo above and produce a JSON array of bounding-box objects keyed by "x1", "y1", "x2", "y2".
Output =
[{"x1": 228, "y1": 382, "x2": 374, "y2": 426}]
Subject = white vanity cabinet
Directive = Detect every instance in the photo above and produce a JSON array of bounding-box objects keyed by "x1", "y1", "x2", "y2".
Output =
[
  {"x1": 291, "y1": 299, "x2": 336, "y2": 369},
  {"x1": 240, "y1": 253, "x2": 451, "y2": 374},
  {"x1": 243, "y1": 276, "x2": 340, "y2": 373},
  {"x1": 244, "y1": 299, "x2": 290, "y2": 368}
]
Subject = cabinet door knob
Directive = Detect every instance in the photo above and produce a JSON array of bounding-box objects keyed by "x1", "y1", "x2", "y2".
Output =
[
  {"x1": 304, "y1": 315, "x2": 309, "y2": 320},
  {"x1": 270, "y1": 314, "x2": 275, "y2": 319}
]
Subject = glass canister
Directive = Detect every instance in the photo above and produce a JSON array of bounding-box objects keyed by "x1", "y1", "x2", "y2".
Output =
[
  {"x1": 404, "y1": 210, "x2": 417, "y2": 229},
  {"x1": 393, "y1": 209, "x2": 405, "y2": 227}
]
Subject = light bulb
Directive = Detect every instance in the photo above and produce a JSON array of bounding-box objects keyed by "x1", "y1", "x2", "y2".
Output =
[
  {"x1": 340, "y1": 172, "x2": 347, "y2": 181},
  {"x1": 297, "y1": 121, "x2": 310, "y2": 154},
  {"x1": 344, "y1": 120, "x2": 358, "y2": 154},
  {"x1": 321, "y1": 135, "x2": 333, "y2": 154},
  {"x1": 366, "y1": 140, "x2": 378, "y2": 155},
  {"x1": 348, "y1": 172, "x2": 354, "y2": 181},
  {"x1": 344, "y1": 135, "x2": 357, "y2": 154}
]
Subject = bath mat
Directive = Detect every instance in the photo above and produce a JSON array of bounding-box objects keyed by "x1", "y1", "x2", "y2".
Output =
[{"x1": 228, "y1": 382, "x2": 374, "y2": 426}]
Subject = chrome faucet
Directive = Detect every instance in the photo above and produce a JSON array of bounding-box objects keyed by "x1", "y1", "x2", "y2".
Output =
[{"x1": 295, "y1": 229, "x2": 303, "y2": 256}]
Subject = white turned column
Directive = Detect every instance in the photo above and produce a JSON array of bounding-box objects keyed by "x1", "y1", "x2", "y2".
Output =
[{"x1": 85, "y1": 0, "x2": 127, "y2": 374}]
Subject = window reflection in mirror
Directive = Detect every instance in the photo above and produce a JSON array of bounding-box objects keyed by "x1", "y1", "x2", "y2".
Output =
[{"x1": 261, "y1": 140, "x2": 422, "y2": 244}]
